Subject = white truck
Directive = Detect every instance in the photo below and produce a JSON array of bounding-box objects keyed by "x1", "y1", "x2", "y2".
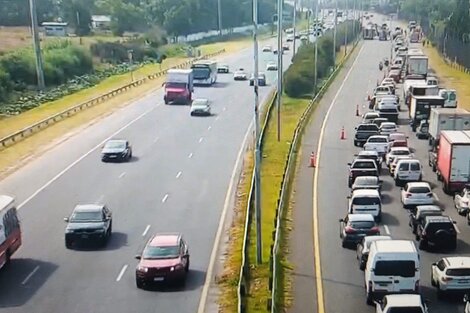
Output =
[
  {"x1": 406, "y1": 55, "x2": 429, "y2": 77},
  {"x1": 429, "y1": 108, "x2": 470, "y2": 147},
  {"x1": 439, "y1": 89, "x2": 457, "y2": 108},
  {"x1": 363, "y1": 135, "x2": 390, "y2": 157}
]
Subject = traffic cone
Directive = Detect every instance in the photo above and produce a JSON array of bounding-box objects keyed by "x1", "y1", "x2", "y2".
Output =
[
  {"x1": 309, "y1": 152, "x2": 316, "y2": 168},
  {"x1": 340, "y1": 126, "x2": 346, "y2": 140},
  {"x1": 356, "y1": 104, "x2": 360, "y2": 116}
]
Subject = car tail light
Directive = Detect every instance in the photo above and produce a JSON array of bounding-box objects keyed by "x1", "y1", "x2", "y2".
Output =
[
  {"x1": 442, "y1": 276, "x2": 453, "y2": 282},
  {"x1": 370, "y1": 226, "x2": 380, "y2": 233},
  {"x1": 345, "y1": 226, "x2": 356, "y2": 234}
]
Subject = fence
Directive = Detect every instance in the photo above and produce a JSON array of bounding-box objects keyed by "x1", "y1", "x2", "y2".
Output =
[{"x1": 0, "y1": 49, "x2": 226, "y2": 150}]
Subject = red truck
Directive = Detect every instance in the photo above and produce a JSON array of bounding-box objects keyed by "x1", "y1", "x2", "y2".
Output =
[
  {"x1": 436, "y1": 130, "x2": 470, "y2": 194},
  {"x1": 163, "y1": 69, "x2": 194, "y2": 105}
]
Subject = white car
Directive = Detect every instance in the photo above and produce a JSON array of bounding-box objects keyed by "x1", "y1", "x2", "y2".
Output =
[
  {"x1": 262, "y1": 45, "x2": 272, "y2": 52},
  {"x1": 233, "y1": 69, "x2": 247, "y2": 80},
  {"x1": 385, "y1": 147, "x2": 412, "y2": 166},
  {"x1": 431, "y1": 257, "x2": 470, "y2": 297},
  {"x1": 394, "y1": 159, "x2": 422, "y2": 186},
  {"x1": 401, "y1": 182, "x2": 434, "y2": 208},
  {"x1": 266, "y1": 62, "x2": 278, "y2": 71},
  {"x1": 362, "y1": 112, "x2": 380, "y2": 124},
  {"x1": 190, "y1": 98, "x2": 211, "y2": 116},
  {"x1": 379, "y1": 122, "x2": 398, "y2": 135},
  {"x1": 286, "y1": 34, "x2": 295, "y2": 42},
  {"x1": 363, "y1": 135, "x2": 390, "y2": 156},
  {"x1": 381, "y1": 77, "x2": 396, "y2": 87},
  {"x1": 376, "y1": 294, "x2": 428, "y2": 313},
  {"x1": 217, "y1": 64, "x2": 229, "y2": 73},
  {"x1": 389, "y1": 155, "x2": 413, "y2": 176},
  {"x1": 454, "y1": 185, "x2": 470, "y2": 215}
]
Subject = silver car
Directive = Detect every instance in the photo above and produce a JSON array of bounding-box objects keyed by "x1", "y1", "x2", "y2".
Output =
[{"x1": 190, "y1": 99, "x2": 211, "y2": 116}]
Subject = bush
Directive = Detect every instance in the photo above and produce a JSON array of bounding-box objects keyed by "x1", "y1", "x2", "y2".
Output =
[
  {"x1": 0, "y1": 68, "x2": 12, "y2": 102},
  {"x1": 284, "y1": 64, "x2": 313, "y2": 98},
  {"x1": 90, "y1": 41, "x2": 162, "y2": 63}
]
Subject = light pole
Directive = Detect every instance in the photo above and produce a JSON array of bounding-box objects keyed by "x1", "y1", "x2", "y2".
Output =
[
  {"x1": 344, "y1": 0, "x2": 348, "y2": 55},
  {"x1": 253, "y1": 0, "x2": 262, "y2": 265},
  {"x1": 217, "y1": 0, "x2": 222, "y2": 36},
  {"x1": 314, "y1": 0, "x2": 318, "y2": 92},
  {"x1": 333, "y1": 0, "x2": 338, "y2": 65},
  {"x1": 293, "y1": 0, "x2": 297, "y2": 55},
  {"x1": 276, "y1": 0, "x2": 283, "y2": 142},
  {"x1": 29, "y1": 0, "x2": 45, "y2": 90}
]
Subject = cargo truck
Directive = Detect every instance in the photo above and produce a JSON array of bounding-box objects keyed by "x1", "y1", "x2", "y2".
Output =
[
  {"x1": 363, "y1": 27, "x2": 375, "y2": 40},
  {"x1": 406, "y1": 55, "x2": 428, "y2": 77},
  {"x1": 409, "y1": 95, "x2": 445, "y2": 131},
  {"x1": 436, "y1": 131, "x2": 470, "y2": 194},
  {"x1": 163, "y1": 69, "x2": 194, "y2": 105},
  {"x1": 429, "y1": 108, "x2": 470, "y2": 147},
  {"x1": 439, "y1": 89, "x2": 457, "y2": 108}
]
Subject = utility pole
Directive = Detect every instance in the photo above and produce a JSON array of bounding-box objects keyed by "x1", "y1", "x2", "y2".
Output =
[
  {"x1": 293, "y1": 0, "x2": 297, "y2": 55},
  {"x1": 253, "y1": 0, "x2": 262, "y2": 265},
  {"x1": 333, "y1": 0, "x2": 338, "y2": 65},
  {"x1": 29, "y1": 0, "x2": 45, "y2": 90},
  {"x1": 217, "y1": 0, "x2": 222, "y2": 36},
  {"x1": 276, "y1": 0, "x2": 283, "y2": 142},
  {"x1": 314, "y1": 0, "x2": 318, "y2": 92},
  {"x1": 352, "y1": 0, "x2": 356, "y2": 40},
  {"x1": 344, "y1": 0, "x2": 348, "y2": 55}
]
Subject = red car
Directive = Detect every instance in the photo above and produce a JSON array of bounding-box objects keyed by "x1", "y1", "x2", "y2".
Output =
[
  {"x1": 389, "y1": 132, "x2": 408, "y2": 145},
  {"x1": 388, "y1": 69, "x2": 401, "y2": 83},
  {"x1": 135, "y1": 233, "x2": 190, "y2": 288}
]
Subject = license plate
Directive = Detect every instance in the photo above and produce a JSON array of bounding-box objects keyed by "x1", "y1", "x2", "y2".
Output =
[
  {"x1": 81, "y1": 234, "x2": 89, "y2": 239},
  {"x1": 109, "y1": 155, "x2": 117, "y2": 158},
  {"x1": 154, "y1": 277, "x2": 164, "y2": 282}
]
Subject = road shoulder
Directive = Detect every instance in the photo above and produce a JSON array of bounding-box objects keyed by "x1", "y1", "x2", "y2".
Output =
[{"x1": 287, "y1": 42, "x2": 363, "y2": 313}]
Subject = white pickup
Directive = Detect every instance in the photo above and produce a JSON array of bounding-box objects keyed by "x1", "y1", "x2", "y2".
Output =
[{"x1": 363, "y1": 135, "x2": 390, "y2": 155}]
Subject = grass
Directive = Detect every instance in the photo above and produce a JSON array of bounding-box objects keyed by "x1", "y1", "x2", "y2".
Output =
[
  {"x1": 246, "y1": 95, "x2": 310, "y2": 313},
  {"x1": 422, "y1": 44, "x2": 470, "y2": 111}
]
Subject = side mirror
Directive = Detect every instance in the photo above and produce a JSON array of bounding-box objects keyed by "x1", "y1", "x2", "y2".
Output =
[
  {"x1": 347, "y1": 162, "x2": 352, "y2": 166},
  {"x1": 135, "y1": 255, "x2": 142, "y2": 260},
  {"x1": 346, "y1": 196, "x2": 351, "y2": 199},
  {"x1": 162, "y1": 82, "x2": 166, "y2": 87},
  {"x1": 453, "y1": 221, "x2": 457, "y2": 224},
  {"x1": 64, "y1": 217, "x2": 69, "y2": 222},
  {"x1": 432, "y1": 262, "x2": 437, "y2": 266},
  {"x1": 339, "y1": 218, "x2": 344, "y2": 222}
]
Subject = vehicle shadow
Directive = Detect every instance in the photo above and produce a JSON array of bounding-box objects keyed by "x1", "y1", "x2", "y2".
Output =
[
  {"x1": 211, "y1": 82, "x2": 230, "y2": 88},
  {"x1": 72, "y1": 232, "x2": 128, "y2": 252},
  {"x1": 0, "y1": 259, "x2": 58, "y2": 308},
  {"x1": 381, "y1": 179, "x2": 394, "y2": 192},
  {"x1": 381, "y1": 194, "x2": 394, "y2": 205},
  {"x1": 129, "y1": 156, "x2": 140, "y2": 163},
  {"x1": 381, "y1": 212, "x2": 400, "y2": 226},
  {"x1": 142, "y1": 269, "x2": 206, "y2": 292}
]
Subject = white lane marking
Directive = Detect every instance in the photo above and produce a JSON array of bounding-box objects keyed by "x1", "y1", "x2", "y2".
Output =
[
  {"x1": 433, "y1": 193, "x2": 440, "y2": 202},
  {"x1": 197, "y1": 103, "x2": 254, "y2": 313},
  {"x1": 118, "y1": 172, "x2": 126, "y2": 179},
  {"x1": 312, "y1": 44, "x2": 365, "y2": 313},
  {"x1": 455, "y1": 224, "x2": 461, "y2": 234},
  {"x1": 222, "y1": 107, "x2": 226, "y2": 111},
  {"x1": 176, "y1": 171, "x2": 182, "y2": 179},
  {"x1": 162, "y1": 194, "x2": 169, "y2": 203},
  {"x1": 142, "y1": 225, "x2": 151, "y2": 237},
  {"x1": 208, "y1": 126, "x2": 212, "y2": 131},
  {"x1": 153, "y1": 136, "x2": 159, "y2": 143},
  {"x1": 96, "y1": 195, "x2": 105, "y2": 204},
  {"x1": 116, "y1": 264, "x2": 129, "y2": 282},
  {"x1": 384, "y1": 225, "x2": 390, "y2": 235},
  {"x1": 17, "y1": 107, "x2": 155, "y2": 210},
  {"x1": 21, "y1": 265, "x2": 40, "y2": 285},
  {"x1": 199, "y1": 137, "x2": 204, "y2": 143},
  {"x1": 188, "y1": 152, "x2": 193, "y2": 158}
]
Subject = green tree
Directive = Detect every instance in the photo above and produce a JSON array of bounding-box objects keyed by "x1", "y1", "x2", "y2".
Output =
[{"x1": 58, "y1": 0, "x2": 94, "y2": 35}]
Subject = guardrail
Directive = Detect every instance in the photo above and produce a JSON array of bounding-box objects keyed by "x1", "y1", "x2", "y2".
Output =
[
  {"x1": 269, "y1": 38, "x2": 361, "y2": 313},
  {"x1": 237, "y1": 88, "x2": 278, "y2": 313},
  {"x1": 0, "y1": 49, "x2": 226, "y2": 150}
]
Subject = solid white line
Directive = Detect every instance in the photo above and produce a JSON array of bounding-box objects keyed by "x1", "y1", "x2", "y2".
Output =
[
  {"x1": 21, "y1": 265, "x2": 40, "y2": 285},
  {"x1": 384, "y1": 225, "x2": 390, "y2": 235},
  {"x1": 188, "y1": 152, "x2": 193, "y2": 158},
  {"x1": 142, "y1": 225, "x2": 151, "y2": 237},
  {"x1": 176, "y1": 171, "x2": 182, "y2": 179},
  {"x1": 455, "y1": 224, "x2": 461, "y2": 234},
  {"x1": 162, "y1": 194, "x2": 169, "y2": 203},
  {"x1": 199, "y1": 137, "x2": 204, "y2": 143},
  {"x1": 197, "y1": 108, "x2": 254, "y2": 313},
  {"x1": 208, "y1": 126, "x2": 212, "y2": 130},
  {"x1": 17, "y1": 107, "x2": 155, "y2": 210},
  {"x1": 433, "y1": 193, "x2": 440, "y2": 202},
  {"x1": 118, "y1": 172, "x2": 126, "y2": 179},
  {"x1": 116, "y1": 264, "x2": 128, "y2": 282},
  {"x1": 312, "y1": 44, "x2": 365, "y2": 313}
]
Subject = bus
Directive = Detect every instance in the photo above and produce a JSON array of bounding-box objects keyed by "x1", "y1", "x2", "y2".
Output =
[
  {"x1": 0, "y1": 195, "x2": 21, "y2": 269},
  {"x1": 191, "y1": 60, "x2": 217, "y2": 86}
]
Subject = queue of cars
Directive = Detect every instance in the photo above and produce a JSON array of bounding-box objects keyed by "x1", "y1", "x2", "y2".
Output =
[{"x1": 341, "y1": 26, "x2": 470, "y2": 312}]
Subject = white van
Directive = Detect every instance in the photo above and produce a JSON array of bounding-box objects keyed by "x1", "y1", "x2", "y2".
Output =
[
  {"x1": 374, "y1": 85, "x2": 393, "y2": 95},
  {"x1": 394, "y1": 159, "x2": 422, "y2": 186},
  {"x1": 348, "y1": 189, "x2": 382, "y2": 222},
  {"x1": 365, "y1": 240, "x2": 420, "y2": 305}
]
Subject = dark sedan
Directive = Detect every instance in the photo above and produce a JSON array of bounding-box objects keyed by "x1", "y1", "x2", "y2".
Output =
[
  {"x1": 339, "y1": 214, "x2": 380, "y2": 248},
  {"x1": 101, "y1": 139, "x2": 132, "y2": 162},
  {"x1": 249, "y1": 73, "x2": 267, "y2": 86}
]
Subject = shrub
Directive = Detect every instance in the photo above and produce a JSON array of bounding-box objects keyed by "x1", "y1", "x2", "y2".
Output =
[
  {"x1": 0, "y1": 68, "x2": 12, "y2": 102},
  {"x1": 90, "y1": 41, "x2": 162, "y2": 63},
  {"x1": 284, "y1": 64, "x2": 313, "y2": 97}
]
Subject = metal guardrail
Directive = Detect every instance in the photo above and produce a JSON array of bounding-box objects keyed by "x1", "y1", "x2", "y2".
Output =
[
  {"x1": 0, "y1": 49, "x2": 226, "y2": 150},
  {"x1": 269, "y1": 38, "x2": 361, "y2": 313},
  {"x1": 237, "y1": 89, "x2": 278, "y2": 313}
]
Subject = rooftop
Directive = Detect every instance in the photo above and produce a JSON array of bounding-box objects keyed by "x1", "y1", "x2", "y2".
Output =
[
  {"x1": 150, "y1": 233, "x2": 181, "y2": 246},
  {"x1": 74, "y1": 204, "x2": 104, "y2": 212}
]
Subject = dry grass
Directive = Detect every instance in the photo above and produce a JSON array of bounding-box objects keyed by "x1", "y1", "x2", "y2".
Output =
[{"x1": 423, "y1": 45, "x2": 470, "y2": 111}]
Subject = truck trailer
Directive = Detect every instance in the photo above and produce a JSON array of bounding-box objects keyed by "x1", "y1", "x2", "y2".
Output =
[
  {"x1": 409, "y1": 95, "x2": 445, "y2": 131},
  {"x1": 429, "y1": 108, "x2": 470, "y2": 147},
  {"x1": 163, "y1": 69, "x2": 194, "y2": 105},
  {"x1": 436, "y1": 131, "x2": 470, "y2": 193}
]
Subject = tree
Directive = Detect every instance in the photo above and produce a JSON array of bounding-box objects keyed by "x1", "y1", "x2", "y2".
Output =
[{"x1": 58, "y1": 0, "x2": 94, "y2": 35}]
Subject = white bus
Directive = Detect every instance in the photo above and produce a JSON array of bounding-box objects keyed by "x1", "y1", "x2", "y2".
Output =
[{"x1": 191, "y1": 60, "x2": 217, "y2": 86}]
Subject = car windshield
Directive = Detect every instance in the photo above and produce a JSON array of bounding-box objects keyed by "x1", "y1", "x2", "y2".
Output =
[
  {"x1": 143, "y1": 245, "x2": 179, "y2": 259},
  {"x1": 393, "y1": 150, "x2": 409, "y2": 155},
  {"x1": 369, "y1": 137, "x2": 387, "y2": 143},
  {"x1": 104, "y1": 141, "x2": 126, "y2": 149},
  {"x1": 358, "y1": 125, "x2": 378, "y2": 131},
  {"x1": 409, "y1": 187, "x2": 430, "y2": 193},
  {"x1": 446, "y1": 268, "x2": 470, "y2": 276},
  {"x1": 353, "y1": 161, "x2": 375, "y2": 169},
  {"x1": 375, "y1": 260, "x2": 416, "y2": 277},
  {"x1": 389, "y1": 307, "x2": 423, "y2": 313},
  {"x1": 166, "y1": 82, "x2": 186, "y2": 89},
  {"x1": 352, "y1": 197, "x2": 380, "y2": 205},
  {"x1": 192, "y1": 100, "x2": 208, "y2": 107},
  {"x1": 192, "y1": 67, "x2": 210, "y2": 79},
  {"x1": 70, "y1": 211, "x2": 102, "y2": 222},
  {"x1": 349, "y1": 221, "x2": 374, "y2": 229}
]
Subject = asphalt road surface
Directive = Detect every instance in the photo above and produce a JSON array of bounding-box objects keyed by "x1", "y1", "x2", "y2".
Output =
[
  {"x1": 316, "y1": 32, "x2": 468, "y2": 313},
  {"x1": 0, "y1": 38, "x2": 292, "y2": 313}
]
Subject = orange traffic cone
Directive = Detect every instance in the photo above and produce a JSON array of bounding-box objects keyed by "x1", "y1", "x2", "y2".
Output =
[
  {"x1": 309, "y1": 152, "x2": 316, "y2": 168},
  {"x1": 356, "y1": 104, "x2": 360, "y2": 116},
  {"x1": 340, "y1": 126, "x2": 346, "y2": 140}
]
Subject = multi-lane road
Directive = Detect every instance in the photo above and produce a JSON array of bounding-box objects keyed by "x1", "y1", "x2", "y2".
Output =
[
  {"x1": 0, "y1": 38, "x2": 292, "y2": 312},
  {"x1": 315, "y1": 23, "x2": 469, "y2": 313}
]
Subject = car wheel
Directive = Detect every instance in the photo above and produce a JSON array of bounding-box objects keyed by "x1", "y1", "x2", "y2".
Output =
[
  {"x1": 431, "y1": 273, "x2": 436, "y2": 286},
  {"x1": 341, "y1": 240, "x2": 347, "y2": 248},
  {"x1": 436, "y1": 286, "x2": 444, "y2": 299},
  {"x1": 136, "y1": 277, "x2": 144, "y2": 289},
  {"x1": 185, "y1": 258, "x2": 190, "y2": 272},
  {"x1": 395, "y1": 178, "x2": 401, "y2": 186},
  {"x1": 65, "y1": 239, "x2": 73, "y2": 249},
  {"x1": 366, "y1": 292, "x2": 373, "y2": 305},
  {"x1": 418, "y1": 240, "x2": 427, "y2": 250}
]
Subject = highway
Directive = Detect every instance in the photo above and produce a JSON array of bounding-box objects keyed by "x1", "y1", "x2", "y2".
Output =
[
  {"x1": 0, "y1": 39, "x2": 291, "y2": 312},
  {"x1": 315, "y1": 28, "x2": 468, "y2": 313}
]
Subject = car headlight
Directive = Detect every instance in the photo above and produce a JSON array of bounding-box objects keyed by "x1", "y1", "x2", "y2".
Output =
[
  {"x1": 137, "y1": 266, "x2": 148, "y2": 272},
  {"x1": 65, "y1": 228, "x2": 73, "y2": 233},
  {"x1": 170, "y1": 264, "x2": 184, "y2": 271}
]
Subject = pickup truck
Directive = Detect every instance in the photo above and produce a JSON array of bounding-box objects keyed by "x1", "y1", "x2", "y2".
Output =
[
  {"x1": 354, "y1": 124, "x2": 380, "y2": 147},
  {"x1": 363, "y1": 135, "x2": 390, "y2": 157},
  {"x1": 408, "y1": 205, "x2": 442, "y2": 234},
  {"x1": 347, "y1": 159, "x2": 379, "y2": 187}
]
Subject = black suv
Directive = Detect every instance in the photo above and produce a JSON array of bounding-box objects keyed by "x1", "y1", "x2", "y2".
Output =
[
  {"x1": 64, "y1": 204, "x2": 113, "y2": 248},
  {"x1": 415, "y1": 215, "x2": 457, "y2": 251},
  {"x1": 354, "y1": 124, "x2": 380, "y2": 147}
]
